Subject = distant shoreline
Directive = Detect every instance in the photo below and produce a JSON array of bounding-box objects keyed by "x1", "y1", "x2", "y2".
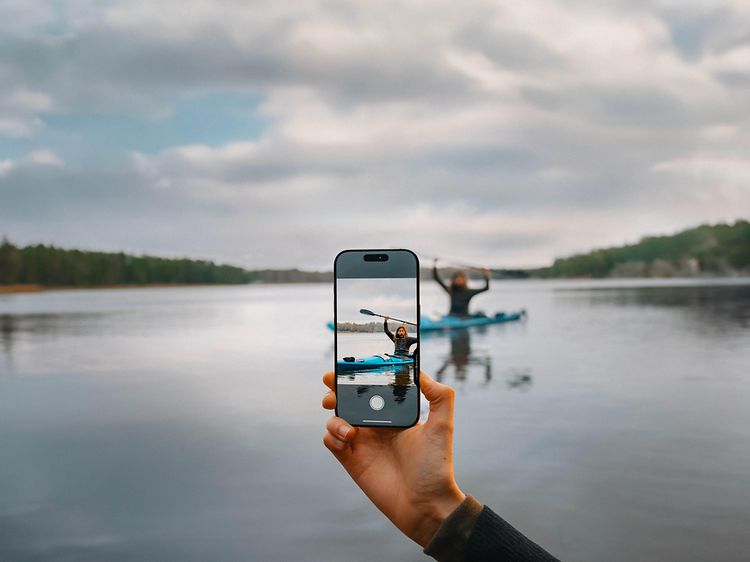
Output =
[
  {"x1": 0, "y1": 282, "x2": 318, "y2": 294},
  {"x1": 3, "y1": 276, "x2": 750, "y2": 295}
]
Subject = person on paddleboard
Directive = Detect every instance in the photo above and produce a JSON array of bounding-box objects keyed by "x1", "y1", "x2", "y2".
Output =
[
  {"x1": 383, "y1": 317, "x2": 418, "y2": 358},
  {"x1": 432, "y1": 258, "x2": 491, "y2": 317}
]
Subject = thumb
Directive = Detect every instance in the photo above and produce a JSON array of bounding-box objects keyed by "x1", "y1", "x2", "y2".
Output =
[{"x1": 419, "y1": 371, "x2": 455, "y2": 429}]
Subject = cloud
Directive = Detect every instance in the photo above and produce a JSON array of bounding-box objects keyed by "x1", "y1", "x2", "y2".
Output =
[
  {"x1": 0, "y1": 89, "x2": 52, "y2": 138},
  {"x1": 0, "y1": 0, "x2": 748, "y2": 268},
  {"x1": 0, "y1": 149, "x2": 64, "y2": 179},
  {"x1": 27, "y1": 149, "x2": 64, "y2": 167}
]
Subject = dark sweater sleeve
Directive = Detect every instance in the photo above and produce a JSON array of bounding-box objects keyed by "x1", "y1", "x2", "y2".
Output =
[
  {"x1": 383, "y1": 318, "x2": 394, "y2": 341},
  {"x1": 433, "y1": 265, "x2": 450, "y2": 294},
  {"x1": 408, "y1": 338, "x2": 418, "y2": 355},
  {"x1": 473, "y1": 275, "x2": 490, "y2": 295},
  {"x1": 424, "y1": 495, "x2": 560, "y2": 562}
]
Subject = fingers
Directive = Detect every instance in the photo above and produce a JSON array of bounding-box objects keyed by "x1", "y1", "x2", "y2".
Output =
[
  {"x1": 323, "y1": 416, "x2": 357, "y2": 455},
  {"x1": 327, "y1": 416, "x2": 355, "y2": 441},
  {"x1": 322, "y1": 372, "x2": 336, "y2": 410},
  {"x1": 323, "y1": 431, "x2": 348, "y2": 453},
  {"x1": 419, "y1": 371, "x2": 455, "y2": 430},
  {"x1": 419, "y1": 370, "x2": 453, "y2": 403},
  {"x1": 322, "y1": 371, "x2": 334, "y2": 391},
  {"x1": 322, "y1": 390, "x2": 336, "y2": 410}
]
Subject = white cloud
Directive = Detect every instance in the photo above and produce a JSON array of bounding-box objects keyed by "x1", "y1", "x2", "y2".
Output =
[
  {"x1": 27, "y1": 149, "x2": 64, "y2": 167},
  {"x1": 653, "y1": 155, "x2": 750, "y2": 184},
  {"x1": 0, "y1": 89, "x2": 52, "y2": 138},
  {"x1": 0, "y1": 150, "x2": 65, "y2": 178},
  {"x1": 0, "y1": 159, "x2": 13, "y2": 176},
  {"x1": 703, "y1": 45, "x2": 750, "y2": 78},
  {"x1": 1, "y1": 0, "x2": 749, "y2": 267},
  {"x1": 0, "y1": 118, "x2": 39, "y2": 138},
  {"x1": 8, "y1": 89, "x2": 53, "y2": 112}
]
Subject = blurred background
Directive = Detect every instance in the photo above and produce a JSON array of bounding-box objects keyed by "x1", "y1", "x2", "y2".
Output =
[{"x1": 1, "y1": 1, "x2": 749, "y2": 561}]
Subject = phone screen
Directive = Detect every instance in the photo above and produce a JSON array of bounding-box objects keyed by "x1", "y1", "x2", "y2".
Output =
[{"x1": 334, "y1": 250, "x2": 420, "y2": 427}]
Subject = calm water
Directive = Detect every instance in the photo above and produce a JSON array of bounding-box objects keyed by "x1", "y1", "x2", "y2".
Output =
[{"x1": 1, "y1": 279, "x2": 749, "y2": 561}]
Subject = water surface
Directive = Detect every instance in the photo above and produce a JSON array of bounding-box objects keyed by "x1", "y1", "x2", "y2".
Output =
[{"x1": 1, "y1": 280, "x2": 749, "y2": 561}]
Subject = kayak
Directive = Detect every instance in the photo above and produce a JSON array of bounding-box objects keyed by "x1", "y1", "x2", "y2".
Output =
[
  {"x1": 421, "y1": 310, "x2": 526, "y2": 332},
  {"x1": 327, "y1": 310, "x2": 526, "y2": 333},
  {"x1": 337, "y1": 354, "x2": 414, "y2": 372}
]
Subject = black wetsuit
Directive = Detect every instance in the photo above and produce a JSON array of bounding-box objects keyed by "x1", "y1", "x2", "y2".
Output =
[
  {"x1": 433, "y1": 265, "x2": 490, "y2": 317},
  {"x1": 384, "y1": 319, "x2": 418, "y2": 357}
]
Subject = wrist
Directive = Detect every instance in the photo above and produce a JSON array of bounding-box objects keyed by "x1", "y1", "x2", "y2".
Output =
[{"x1": 410, "y1": 486, "x2": 466, "y2": 547}]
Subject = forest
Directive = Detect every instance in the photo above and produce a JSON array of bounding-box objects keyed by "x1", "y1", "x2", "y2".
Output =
[
  {"x1": 533, "y1": 220, "x2": 750, "y2": 278},
  {"x1": 1, "y1": 220, "x2": 748, "y2": 288},
  {"x1": 0, "y1": 240, "x2": 330, "y2": 287}
]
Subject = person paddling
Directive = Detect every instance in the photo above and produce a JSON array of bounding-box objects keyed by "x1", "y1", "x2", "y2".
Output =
[
  {"x1": 384, "y1": 317, "x2": 418, "y2": 358},
  {"x1": 433, "y1": 258, "x2": 491, "y2": 318}
]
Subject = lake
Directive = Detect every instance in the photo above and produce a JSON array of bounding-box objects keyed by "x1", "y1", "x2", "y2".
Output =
[{"x1": 1, "y1": 279, "x2": 749, "y2": 561}]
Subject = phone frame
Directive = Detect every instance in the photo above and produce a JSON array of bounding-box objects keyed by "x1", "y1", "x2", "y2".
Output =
[{"x1": 333, "y1": 249, "x2": 420, "y2": 428}]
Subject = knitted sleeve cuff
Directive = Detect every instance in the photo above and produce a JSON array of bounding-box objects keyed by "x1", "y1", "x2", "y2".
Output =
[{"x1": 423, "y1": 494, "x2": 483, "y2": 562}]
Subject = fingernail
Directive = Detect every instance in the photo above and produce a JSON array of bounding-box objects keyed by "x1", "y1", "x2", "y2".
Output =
[{"x1": 338, "y1": 426, "x2": 351, "y2": 439}]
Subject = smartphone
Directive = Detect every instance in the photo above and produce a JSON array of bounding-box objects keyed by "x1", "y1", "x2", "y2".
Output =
[{"x1": 334, "y1": 249, "x2": 420, "y2": 427}]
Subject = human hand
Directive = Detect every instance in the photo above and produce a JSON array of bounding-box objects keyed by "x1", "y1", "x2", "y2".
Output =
[{"x1": 322, "y1": 371, "x2": 465, "y2": 547}]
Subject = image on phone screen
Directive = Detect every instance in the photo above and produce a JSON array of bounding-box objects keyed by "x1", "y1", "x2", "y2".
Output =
[{"x1": 335, "y1": 251, "x2": 419, "y2": 427}]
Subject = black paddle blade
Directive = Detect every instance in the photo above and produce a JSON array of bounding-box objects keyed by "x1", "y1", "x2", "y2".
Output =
[{"x1": 359, "y1": 308, "x2": 374, "y2": 316}]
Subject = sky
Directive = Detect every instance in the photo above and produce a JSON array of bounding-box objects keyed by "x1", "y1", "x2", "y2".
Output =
[
  {"x1": 1, "y1": 0, "x2": 748, "y2": 269},
  {"x1": 336, "y1": 278, "x2": 417, "y2": 324}
]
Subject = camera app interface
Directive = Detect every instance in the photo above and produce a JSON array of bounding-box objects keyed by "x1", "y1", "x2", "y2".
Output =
[{"x1": 336, "y1": 277, "x2": 418, "y2": 425}]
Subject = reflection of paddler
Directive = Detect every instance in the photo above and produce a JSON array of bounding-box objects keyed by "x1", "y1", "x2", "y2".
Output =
[
  {"x1": 433, "y1": 258, "x2": 490, "y2": 318},
  {"x1": 436, "y1": 330, "x2": 491, "y2": 383},
  {"x1": 384, "y1": 317, "x2": 418, "y2": 358},
  {"x1": 392, "y1": 370, "x2": 413, "y2": 403}
]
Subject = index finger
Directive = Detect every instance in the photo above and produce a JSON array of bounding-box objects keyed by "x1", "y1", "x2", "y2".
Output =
[{"x1": 323, "y1": 371, "x2": 334, "y2": 391}]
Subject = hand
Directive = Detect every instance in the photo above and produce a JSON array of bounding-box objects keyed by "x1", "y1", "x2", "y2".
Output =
[{"x1": 322, "y1": 371, "x2": 465, "y2": 547}]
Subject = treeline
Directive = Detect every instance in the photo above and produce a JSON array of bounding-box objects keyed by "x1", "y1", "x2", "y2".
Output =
[
  {"x1": 3, "y1": 220, "x2": 748, "y2": 287},
  {"x1": 0, "y1": 240, "x2": 331, "y2": 286},
  {"x1": 533, "y1": 220, "x2": 750, "y2": 278},
  {"x1": 336, "y1": 322, "x2": 383, "y2": 333}
]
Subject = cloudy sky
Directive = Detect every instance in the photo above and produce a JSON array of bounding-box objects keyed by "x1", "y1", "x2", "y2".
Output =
[
  {"x1": 1, "y1": 0, "x2": 748, "y2": 269},
  {"x1": 337, "y1": 278, "x2": 417, "y2": 324}
]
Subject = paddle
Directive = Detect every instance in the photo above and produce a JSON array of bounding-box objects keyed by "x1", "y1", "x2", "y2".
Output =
[
  {"x1": 360, "y1": 308, "x2": 418, "y2": 327},
  {"x1": 420, "y1": 253, "x2": 492, "y2": 273}
]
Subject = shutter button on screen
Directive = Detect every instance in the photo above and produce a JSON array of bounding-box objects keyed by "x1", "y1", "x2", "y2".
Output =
[{"x1": 369, "y1": 395, "x2": 385, "y2": 411}]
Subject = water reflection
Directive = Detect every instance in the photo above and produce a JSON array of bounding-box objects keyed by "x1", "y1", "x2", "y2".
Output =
[
  {"x1": 556, "y1": 283, "x2": 750, "y2": 330},
  {"x1": 2, "y1": 282, "x2": 750, "y2": 561},
  {"x1": 392, "y1": 370, "x2": 411, "y2": 403},
  {"x1": 0, "y1": 315, "x2": 15, "y2": 370},
  {"x1": 505, "y1": 368, "x2": 533, "y2": 390},
  {"x1": 0, "y1": 311, "x2": 119, "y2": 363},
  {"x1": 434, "y1": 330, "x2": 492, "y2": 384}
]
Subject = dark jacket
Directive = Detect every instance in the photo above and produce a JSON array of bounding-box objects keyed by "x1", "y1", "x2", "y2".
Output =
[
  {"x1": 383, "y1": 319, "x2": 418, "y2": 357},
  {"x1": 433, "y1": 266, "x2": 489, "y2": 317}
]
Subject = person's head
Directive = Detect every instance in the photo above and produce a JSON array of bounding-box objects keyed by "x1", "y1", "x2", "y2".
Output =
[
  {"x1": 395, "y1": 326, "x2": 408, "y2": 339},
  {"x1": 451, "y1": 271, "x2": 468, "y2": 290}
]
